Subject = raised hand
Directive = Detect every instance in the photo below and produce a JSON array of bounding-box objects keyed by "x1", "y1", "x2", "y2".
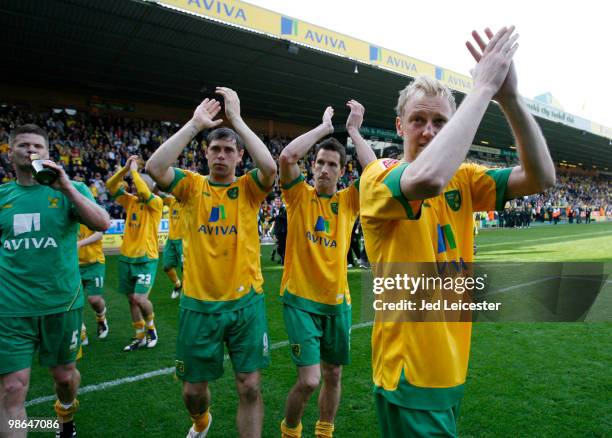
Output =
[
  {"x1": 466, "y1": 26, "x2": 519, "y2": 100},
  {"x1": 322, "y1": 106, "x2": 334, "y2": 134},
  {"x1": 346, "y1": 100, "x2": 364, "y2": 133},
  {"x1": 191, "y1": 98, "x2": 223, "y2": 131},
  {"x1": 215, "y1": 87, "x2": 241, "y2": 122},
  {"x1": 483, "y1": 27, "x2": 518, "y2": 102},
  {"x1": 128, "y1": 155, "x2": 139, "y2": 171}
]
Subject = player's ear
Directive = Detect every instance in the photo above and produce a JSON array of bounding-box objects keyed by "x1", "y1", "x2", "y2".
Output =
[{"x1": 395, "y1": 116, "x2": 404, "y2": 137}]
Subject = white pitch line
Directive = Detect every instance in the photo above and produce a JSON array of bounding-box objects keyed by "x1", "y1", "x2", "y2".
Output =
[
  {"x1": 477, "y1": 230, "x2": 611, "y2": 248},
  {"x1": 25, "y1": 321, "x2": 374, "y2": 407}
]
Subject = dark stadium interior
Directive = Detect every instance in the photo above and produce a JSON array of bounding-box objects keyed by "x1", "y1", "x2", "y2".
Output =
[{"x1": 1, "y1": 0, "x2": 610, "y2": 170}]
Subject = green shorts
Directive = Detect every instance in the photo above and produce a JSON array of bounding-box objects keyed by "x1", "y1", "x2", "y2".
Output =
[
  {"x1": 80, "y1": 263, "x2": 106, "y2": 296},
  {"x1": 118, "y1": 260, "x2": 158, "y2": 294},
  {"x1": 0, "y1": 308, "x2": 83, "y2": 374},
  {"x1": 163, "y1": 239, "x2": 183, "y2": 271},
  {"x1": 175, "y1": 297, "x2": 270, "y2": 382},
  {"x1": 374, "y1": 392, "x2": 461, "y2": 438},
  {"x1": 283, "y1": 304, "x2": 351, "y2": 366}
]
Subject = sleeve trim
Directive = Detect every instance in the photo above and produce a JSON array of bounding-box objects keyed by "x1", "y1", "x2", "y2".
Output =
[
  {"x1": 144, "y1": 193, "x2": 155, "y2": 205},
  {"x1": 382, "y1": 163, "x2": 421, "y2": 220},
  {"x1": 167, "y1": 168, "x2": 186, "y2": 193},
  {"x1": 486, "y1": 168, "x2": 513, "y2": 211},
  {"x1": 281, "y1": 174, "x2": 305, "y2": 190},
  {"x1": 110, "y1": 187, "x2": 125, "y2": 201},
  {"x1": 248, "y1": 169, "x2": 269, "y2": 192}
]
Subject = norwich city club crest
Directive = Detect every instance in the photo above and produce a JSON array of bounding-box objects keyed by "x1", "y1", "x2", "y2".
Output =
[
  {"x1": 48, "y1": 196, "x2": 60, "y2": 208},
  {"x1": 291, "y1": 344, "x2": 301, "y2": 358},
  {"x1": 175, "y1": 360, "x2": 185, "y2": 376},
  {"x1": 444, "y1": 190, "x2": 461, "y2": 211},
  {"x1": 330, "y1": 202, "x2": 339, "y2": 215},
  {"x1": 228, "y1": 187, "x2": 239, "y2": 199}
]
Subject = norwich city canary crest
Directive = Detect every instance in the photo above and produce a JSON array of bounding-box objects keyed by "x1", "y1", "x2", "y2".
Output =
[
  {"x1": 291, "y1": 344, "x2": 301, "y2": 357},
  {"x1": 48, "y1": 196, "x2": 60, "y2": 208},
  {"x1": 444, "y1": 190, "x2": 461, "y2": 211},
  {"x1": 331, "y1": 202, "x2": 338, "y2": 215},
  {"x1": 228, "y1": 187, "x2": 239, "y2": 199}
]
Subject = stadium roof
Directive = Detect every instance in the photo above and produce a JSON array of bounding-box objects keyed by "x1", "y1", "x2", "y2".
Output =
[{"x1": 2, "y1": 0, "x2": 611, "y2": 170}]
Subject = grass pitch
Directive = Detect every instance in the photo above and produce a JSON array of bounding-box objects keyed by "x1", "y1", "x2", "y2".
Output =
[{"x1": 26, "y1": 222, "x2": 612, "y2": 437}]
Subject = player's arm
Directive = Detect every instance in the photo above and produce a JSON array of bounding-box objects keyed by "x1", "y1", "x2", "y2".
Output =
[
  {"x1": 146, "y1": 98, "x2": 223, "y2": 189},
  {"x1": 500, "y1": 98, "x2": 555, "y2": 197},
  {"x1": 130, "y1": 159, "x2": 154, "y2": 203},
  {"x1": 346, "y1": 100, "x2": 377, "y2": 169},
  {"x1": 43, "y1": 161, "x2": 110, "y2": 231},
  {"x1": 279, "y1": 106, "x2": 334, "y2": 185},
  {"x1": 215, "y1": 87, "x2": 277, "y2": 188},
  {"x1": 77, "y1": 231, "x2": 103, "y2": 248},
  {"x1": 470, "y1": 28, "x2": 555, "y2": 198},
  {"x1": 400, "y1": 26, "x2": 519, "y2": 200},
  {"x1": 106, "y1": 157, "x2": 133, "y2": 195}
]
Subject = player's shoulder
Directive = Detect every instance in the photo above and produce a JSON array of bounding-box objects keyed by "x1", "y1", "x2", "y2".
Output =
[
  {"x1": 179, "y1": 168, "x2": 199, "y2": 178},
  {"x1": 338, "y1": 182, "x2": 357, "y2": 196},
  {"x1": 458, "y1": 162, "x2": 490, "y2": 174},
  {"x1": 174, "y1": 168, "x2": 201, "y2": 185},
  {"x1": 362, "y1": 158, "x2": 403, "y2": 180},
  {"x1": 0, "y1": 180, "x2": 16, "y2": 195},
  {"x1": 240, "y1": 168, "x2": 273, "y2": 193}
]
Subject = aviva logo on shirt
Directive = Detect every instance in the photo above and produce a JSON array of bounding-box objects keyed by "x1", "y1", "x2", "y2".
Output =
[
  {"x1": 129, "y1": 212, "x2": 141, "y2": 228},
  {"x1": 314, "y1": 216, "x2": 330, "y2": 233},
  {"x1": 4, "y1": 213, "x2": 58, "y2": 251},
  {"x1": 199, "y1": 204, "x2": 237, "y2": 235},
  {"x1": 306, "y1": 216, "x2": 336, "y2": 248},
  {"x1": 437, "y1": 224, "x2": 456, "y2": 254},
  {"x1": 209, "y1": 205, "x2": 226, "y2": 222}
]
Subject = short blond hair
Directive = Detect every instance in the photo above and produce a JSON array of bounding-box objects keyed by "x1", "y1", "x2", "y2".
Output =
[{"x1": 395, "y1": 76, "x2": 456, "y2": 118}]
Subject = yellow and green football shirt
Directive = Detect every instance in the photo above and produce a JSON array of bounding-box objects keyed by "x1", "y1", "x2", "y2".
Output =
[
  {"x1": 163, "y1": 195, "x2": 183, "y2": 241},
  {"x1": 360, "y1": 158, "x2": 511, "y2": 409},
  {"x1": 78, "y1": 224, "x2": 104, "y2": 266},
  {"x1": 280, "y1": 175, "x2": 359, "y2": 314},
  {"x1": 107, "y1": 170, "x2": 163, "y2": 263},
  {"x1": 168, "y1": 168, "x2": 270, "y2": 313}
]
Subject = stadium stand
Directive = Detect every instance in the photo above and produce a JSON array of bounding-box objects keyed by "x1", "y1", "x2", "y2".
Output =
[
  {"x1": 0, "y1": 104, "x2": 363, "y2": 221},
  {"x1": 1, "y1": 104, "x2": 608, "y2": 227}
]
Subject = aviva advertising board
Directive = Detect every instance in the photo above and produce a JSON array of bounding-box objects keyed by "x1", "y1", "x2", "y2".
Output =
[{"x1": 151, "y1": 0, "x2": 611, "y2": 138}]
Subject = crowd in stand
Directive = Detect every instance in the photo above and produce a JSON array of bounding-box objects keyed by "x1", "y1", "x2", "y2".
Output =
[{"x1": 1, "y1": 105, "x2": 609, "y2": 225}]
